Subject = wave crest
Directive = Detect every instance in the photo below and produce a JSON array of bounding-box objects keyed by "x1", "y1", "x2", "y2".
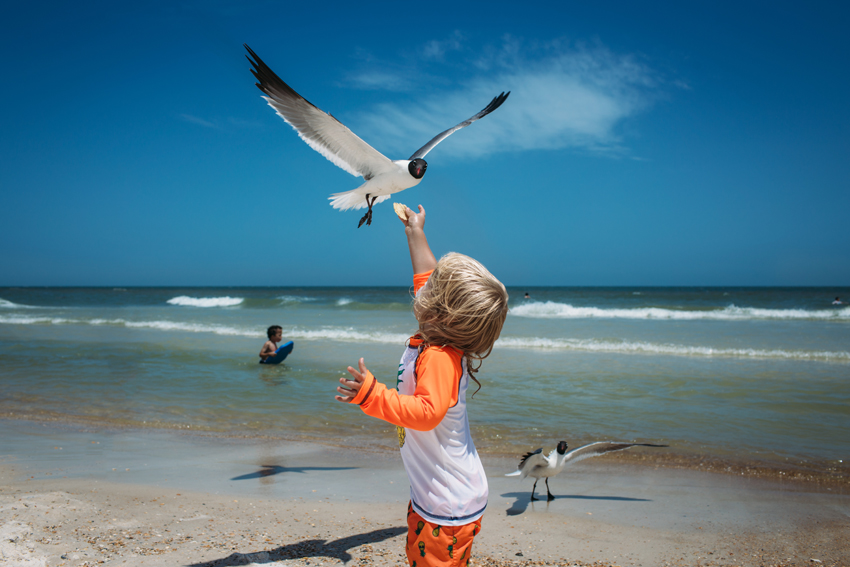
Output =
[
  {"x1": 496, "y1": 336, "x2": 850, "y2": 361},
  {"x1": 510, "y1": 301, "x2": 850, "y2": 321},
  {"x1": 277, "y1": 295, "x2": 317, "y2": 304},
  {"x1": 287, "y1": 327, "x2": 408, "y2": 344},
  {"x1": 0, "y1": 298, "x2": 32, "y2": 308},
  {"x1": 166, "y1": 296, "x2": 244, "y2": 308},
  {"x1": 0, "y1": 315, "x2": 408, "y2": 344},
  {"x1": 2, "y1": 314, "x2": 846, "y2": 362}
]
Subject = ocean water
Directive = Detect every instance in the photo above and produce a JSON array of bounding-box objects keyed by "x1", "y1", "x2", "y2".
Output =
[{"x1": 1, "y1": 286, "x2": 848, "y2": 474}]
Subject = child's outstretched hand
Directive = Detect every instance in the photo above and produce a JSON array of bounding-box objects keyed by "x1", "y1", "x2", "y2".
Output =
[
  {"x1": 335, "y1": 357, "x2": 369, "y2": 403},
  {"x1": 401, "y1": 204, "x2": 436, "y2": 274},
  {"x1": 401, "y1": 205, "x2": 426, "y2": 232}
]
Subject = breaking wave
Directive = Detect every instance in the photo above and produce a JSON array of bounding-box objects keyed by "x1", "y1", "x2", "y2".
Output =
[
  {"x1": 0, "y1": 315, "x2": 407, "y2": 344},
  {"x1": 166, "y1": 296, "x2": 244, "y2": 308},
  {"x1": 277, "y1": 295, "x2": 318, "y2": 304},
  {"x1": 2, "y1": 314, "x2": 846, "y2": 361},
  {"x1": 509, "y1": 301, "x2": 850, "y2": 321},
  {"x1": 496, "y1": 336, "x2": 850, "y2": 361}
]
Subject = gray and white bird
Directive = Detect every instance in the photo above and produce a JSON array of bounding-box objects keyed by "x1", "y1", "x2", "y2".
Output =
[
  {"x1": 245, "y1": 44, "x2": 510, "y2": 227},
  {"x1": 506, "y1": 440, "x2": 668, "y2": 501}
]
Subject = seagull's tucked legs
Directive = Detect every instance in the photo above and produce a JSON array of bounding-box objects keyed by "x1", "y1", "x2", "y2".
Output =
[{"x1": 357, "y1": 195, "x2": 378, "y2": 228}]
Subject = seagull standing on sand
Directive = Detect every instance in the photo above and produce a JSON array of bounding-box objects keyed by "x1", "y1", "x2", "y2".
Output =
[
  {"x1": 245, "y1": 44, "x2": 510, "y2": 227},
  {"x1": 506, "y1": 440, "x2": 668, "y2": 501}
]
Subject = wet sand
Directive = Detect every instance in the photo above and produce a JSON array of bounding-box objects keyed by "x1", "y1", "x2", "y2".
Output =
[{"x1": 1, "y1": 420, "x2": 848, "y2": 567}]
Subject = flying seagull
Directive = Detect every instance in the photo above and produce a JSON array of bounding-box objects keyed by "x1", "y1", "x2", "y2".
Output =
[
  {"x1": 506, "y1": 440, "x2": 668, "y2": 501},
  {"x1": 245, "y1": 44, "x2": 510, "y2": 227}
]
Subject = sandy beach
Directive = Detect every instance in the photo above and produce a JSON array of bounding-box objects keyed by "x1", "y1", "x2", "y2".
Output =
[{"x1": 2, "y1": 420, "x2": 848, "y2": 567}]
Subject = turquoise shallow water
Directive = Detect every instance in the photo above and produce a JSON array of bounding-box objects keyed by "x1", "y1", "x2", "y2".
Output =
[{"x1": 1, "y1": 286, "x2": 848, "y2": 470}]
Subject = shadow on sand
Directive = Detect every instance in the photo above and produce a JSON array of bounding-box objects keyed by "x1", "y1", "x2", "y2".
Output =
[
  {"x1": 230, "y1": 464, "x2": 357, "y2": 481},
  {"x1": 502, "y1": 490, "x2": 652, "y2": 516},
  {"x1": 185, "y1": 526, "x2": 407, "y2": 566}
]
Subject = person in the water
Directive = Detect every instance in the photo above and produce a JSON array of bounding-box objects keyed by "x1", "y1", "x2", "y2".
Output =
[{"x1": 259, "y1": 325, "x2": 283, "y2": 362}]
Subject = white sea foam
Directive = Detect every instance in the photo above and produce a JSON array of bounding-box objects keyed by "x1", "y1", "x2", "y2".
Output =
[
  {"x1": 0, "y1": 315, "x2": 73, "y2": 325},
  {"x1": 0, "y1": 314, "x2": 406, "y2": 344},
  {"x1": 123, "y1": 320, "x2": 255, "y2": 336},
  {"x1": 2, "y1": 313, "x2": 846, "y2": 362},
  {"x1": 277, "y1": 295, "x2": 317, "y2": 304},
  {"x1": 0, "y1": 315, "x2": 255, "y2": 336},
  {"x1": 284, "y1": 327, "x2": 408, "y2": 344},
  {"x1": 336, "y1": 298, "x2": 353, "y2": 306},
  {"x1": 496, "y1": 336, "x2": 850, "y2": 361},
  {"x1": 166, "y1": 296, "x2": 244, "y2": 308},
  {"x1": 509, "y1": 301, "x2": 850, "y2": 321},
  {"x1": 0, "y1": 298, "x2": 34, "y2": 309}
]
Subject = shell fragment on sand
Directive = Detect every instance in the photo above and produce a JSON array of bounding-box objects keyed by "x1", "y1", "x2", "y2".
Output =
[{"x1": 393, "y1": 203, "x2": 409, "y2": 221}]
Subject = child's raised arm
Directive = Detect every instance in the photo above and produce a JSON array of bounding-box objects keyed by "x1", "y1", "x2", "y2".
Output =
[{"x1": 401, "y1": 205, "x2": 437, "y2": 274}]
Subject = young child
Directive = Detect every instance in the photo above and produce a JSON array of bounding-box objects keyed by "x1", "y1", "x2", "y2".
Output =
[
  {"x1": 259, "y1": 325, "x2": 283, "y2": 362},
  {"x1": 335, "y1": 205, "x2": 509, "y2": 567}
]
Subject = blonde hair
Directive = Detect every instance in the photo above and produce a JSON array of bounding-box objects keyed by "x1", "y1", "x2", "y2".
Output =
[{"x1": 413, "y1": 252, "x2": 509, "y2": 392}]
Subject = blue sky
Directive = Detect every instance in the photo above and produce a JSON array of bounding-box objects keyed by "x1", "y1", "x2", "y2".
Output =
[{"x1": 1, "y1": 1, "x2": 847, "y2": 286}]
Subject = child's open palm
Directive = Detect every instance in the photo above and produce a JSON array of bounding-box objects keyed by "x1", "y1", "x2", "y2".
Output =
[{"x1": 335, "y1": 357, "x2": 370, "y2": 403}]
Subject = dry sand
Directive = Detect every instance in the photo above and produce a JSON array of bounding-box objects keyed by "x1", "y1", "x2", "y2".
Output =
[{"x1": 1, "y1": 421, "x2": 848, "y2": 567}]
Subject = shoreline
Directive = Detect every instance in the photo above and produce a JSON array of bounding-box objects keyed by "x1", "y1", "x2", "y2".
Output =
[
  {"x1": 1, "y1": 419, "x2": 849, "y2": 567},
  {"x1": 3, "y1": 415, "x2": 848, "y2": 492}
]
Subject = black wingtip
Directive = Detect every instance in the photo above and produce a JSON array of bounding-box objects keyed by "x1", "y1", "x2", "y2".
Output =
[
  {"x1": 244, "y1": 43, "x2": 261, "y2": 68},
  {"x1": 242, "y1": 44, "x2": 324, "y2": 112},
  {"x1": 243, "y1": 44, "x2": 270, "y2": 85},
  {"x1": 481, "y1": 91, "x2": 510, "y2": 116},
  {"x1": 517, "y1": 447, "x2": 542, "y2": 469}
]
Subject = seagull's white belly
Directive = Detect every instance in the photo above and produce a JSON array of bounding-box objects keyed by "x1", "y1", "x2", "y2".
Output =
[
  {"x1": 366, "y1": 169, "x2": 422, "y2": 196},
  {"x1": 530, "y1": 464, "x2": 563, "y2": 478},
  {"x1": 328, "y1": 162, "x2": 423, "y2": 210}
]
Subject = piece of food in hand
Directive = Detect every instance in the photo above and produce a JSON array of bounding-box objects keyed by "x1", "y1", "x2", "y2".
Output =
[{"x1": 393, "y1": 202, "x2": 409, "y2": 221}]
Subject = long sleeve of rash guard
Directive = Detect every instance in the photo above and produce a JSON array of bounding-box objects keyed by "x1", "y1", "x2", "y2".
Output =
[{"x1": 350, "y1": 345, "x2": 462, "y2": 431}]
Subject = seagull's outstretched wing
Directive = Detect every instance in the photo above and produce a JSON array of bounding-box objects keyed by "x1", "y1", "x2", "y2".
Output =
[
  {"x1": 245, "y1": 45, "x2": 395, "y2": 180},
  {"x1": 563, "y1": 442, "x2": 668, "y2": 467},
  {"x1": 408, "y1": 92, "x2": 510, "y2": 160},
  {"x1": 506, "y1": 447, "x2": 547, "y2": 478}
]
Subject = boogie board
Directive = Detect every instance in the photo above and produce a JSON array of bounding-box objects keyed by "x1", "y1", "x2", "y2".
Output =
[{"x1": 260, "y1": 340, "x2": 294, "y2": 365}]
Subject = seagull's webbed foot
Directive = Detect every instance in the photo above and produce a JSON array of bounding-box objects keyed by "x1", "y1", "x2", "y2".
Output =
[
  {"x1": 545, "y1": 478, "x2": 555, "y2": 501},
  {"x1": 357, "y1": 195, "x2": 379, "y2": 228}
]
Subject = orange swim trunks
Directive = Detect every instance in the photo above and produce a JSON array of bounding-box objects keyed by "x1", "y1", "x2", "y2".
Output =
[{"x1": 405, "y1": 502, "x2": 482, "y2": 567}]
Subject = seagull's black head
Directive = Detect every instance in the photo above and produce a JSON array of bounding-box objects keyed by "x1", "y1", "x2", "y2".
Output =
[
  {"x1": 556, "y1": 441, "x2": 568, "y2": 455},
  {"x1": 408, "y1": 158, "x2": 427, "y2": 179}
]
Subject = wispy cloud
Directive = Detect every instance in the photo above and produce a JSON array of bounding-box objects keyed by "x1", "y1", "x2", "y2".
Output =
[
  {"x1": 421, "y1": 30, "x2": 464, "y2": 61},
  {"x1": 179, "y1": 113, "x2": 219, "y2": 129},
  {"x1": 348, "y1": 38, "x2": 661, "y2": 159},
  {"x1": 344, "y1": 34, "x2": 465, "y2": 92},
  {"x1": 346, "y1": 69, "x2": 416, "y2": 92}
]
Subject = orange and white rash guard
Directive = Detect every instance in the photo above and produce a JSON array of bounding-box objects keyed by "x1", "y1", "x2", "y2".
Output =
[{"x1": 349, "y1": 271, "x2": 488, "y2": 525}]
